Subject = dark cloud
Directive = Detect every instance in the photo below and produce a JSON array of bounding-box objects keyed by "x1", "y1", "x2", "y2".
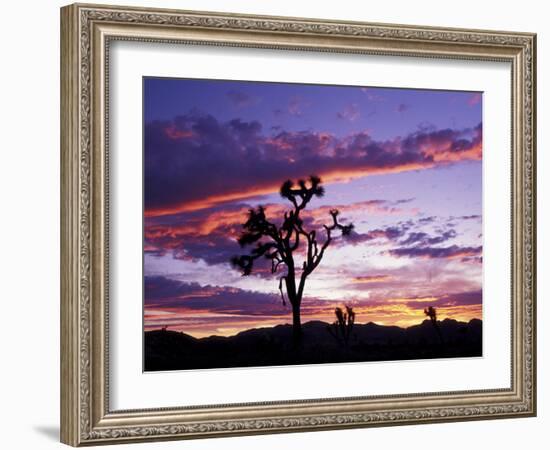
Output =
[
  {"x1": 345, "y1": 221, "x2": 413, "y2": 245},
  {"x1": 173, "y1": 235, "x2": 238, "y2": 266},
  {"x1": 444, "y1": 290, "x2": 482, "y2": 305},
  {"x1": 388, "y1": 245, "x2": 482, "y2": 259},
  {"x1": 401, "y1": 122, "x2": 482, "y2": 155},
  {"x1": 144, "y1": 113, "x2": 482, "y2": 215},
  {"x1": 145, "y1": 276, "x2": 200, "y2": 301},
  {"x1": 394, "y1": 198, "x2": 415, "y2": 205},
  {"x1": 457, "y1": 214, "x2": 482, "y2": 220},
  {"x1": 461, "y1": 256, "x2": 483, "y2": 265},
  {"x1": 145, "y1": 276, "x2": 287, "y2": 316},
  {"x1": 418, "y1": 216, "x2": 436, "y2": 224},
  {"x1": 404, "y1": 290, "x2": 482, "y2": 309},
  {"x1": 399, "y1": 229, "x2": 457, "y2": 246},
  {"x1": 144, "y1": 203, "x2": 244, "y2": 267}
]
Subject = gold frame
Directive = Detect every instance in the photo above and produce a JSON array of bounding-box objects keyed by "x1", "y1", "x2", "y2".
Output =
[{"x1": 60, "y1": 3, "x2": 537, "y2": 446}]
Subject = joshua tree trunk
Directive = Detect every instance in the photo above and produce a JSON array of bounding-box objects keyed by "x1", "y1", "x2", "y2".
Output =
[
  {"x1": 286, "y1": 272, "x2": 303, "y2": 343},
  {"x1": 291, "y1": 301, "x2": 302, "y2": 342},
  {"x1": 424, "y1": 307, "x2": 444, "y2": 346}
]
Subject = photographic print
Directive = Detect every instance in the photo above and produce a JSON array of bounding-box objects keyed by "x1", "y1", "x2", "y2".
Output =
[{"x1": 143, "y1": 77, "x2": 483, "y2": 372}]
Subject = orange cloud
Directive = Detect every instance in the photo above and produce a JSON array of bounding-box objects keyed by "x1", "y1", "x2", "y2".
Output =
[
  {"x1": 164, "y1": 125, "x2": 195, "y2": 140},
  {"x1": 423, "y1": 142, "x2": 482, "y2": 163},
  {"x1": 145, "y1": 185, "x2": 278, "y2": 217},
  {"x1": 144, "y1": 163, "x2": 433, "y2": 218},
  {"x1": 146, "y1": 112, "x2": 482, "y2": 218},
  {"x1": 352, "y1": 275, "x2": 393, "y2": 284}
]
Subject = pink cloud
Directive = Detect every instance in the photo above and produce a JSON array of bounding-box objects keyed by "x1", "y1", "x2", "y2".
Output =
[
  {"x1": 146, "y1": 116, "x2": 482, "y2": 217},
  {"x1": 468, "y1": 93, "x2": 482, "y2": 106}
]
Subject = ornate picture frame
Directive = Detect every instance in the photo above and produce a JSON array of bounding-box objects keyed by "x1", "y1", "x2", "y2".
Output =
[{"x1": 60, "y1": 3, "x2": 536, "y2": 446}]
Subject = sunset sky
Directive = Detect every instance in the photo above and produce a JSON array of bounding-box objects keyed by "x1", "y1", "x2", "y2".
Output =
[{"x1": 143, "y1": 77, "x2": 483, "y2": 338}]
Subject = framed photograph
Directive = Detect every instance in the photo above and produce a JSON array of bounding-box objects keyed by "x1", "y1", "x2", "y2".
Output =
[{"x1": 60, "y1": 3, "x2": 536, "y2": 446}]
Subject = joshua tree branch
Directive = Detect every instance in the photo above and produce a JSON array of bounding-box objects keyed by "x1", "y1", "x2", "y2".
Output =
[
  {"x1": 271, "y1": 255, "x2": 284, "y2": 274},
  {"x1": 278, "y1": 276, "x2": 287, "y2": 306},
  {"x1": 289, "y1": 226, "x2": 300, "y2": 251},
  {"x1": 314, "y1": 224, "x2": 333, "y2": 269}
]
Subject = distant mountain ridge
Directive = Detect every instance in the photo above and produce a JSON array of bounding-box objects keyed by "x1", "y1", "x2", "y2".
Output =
[{"x1": 145, "y1": 318, "x2": 482, "y2": 371}]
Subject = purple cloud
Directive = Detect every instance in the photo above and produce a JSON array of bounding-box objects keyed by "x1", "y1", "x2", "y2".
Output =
[
  {"x1": 388, "y1": 245, "x2": 482, "y2": 260},
  {"x1": 418, "y1": 216, "x2": 437, "y2": 224},
  {"x1": 145, "y1": 276, "x2": 286, "y2": 315},
  {"x1": 404, "y1": 290, "x2": 482, "y2": 309},
  {"x1": 399, "y1": 229, "x2": 457, "y2": 246},
  {"x1": 457, "y1": 214, "x2": 481, "y2": 220},
  {"x1": 144, "y1": 198, "x2": 416, "y2": 268},
  {"x1": 144, "y1": 112, "x2": 482, "y2": 216}
]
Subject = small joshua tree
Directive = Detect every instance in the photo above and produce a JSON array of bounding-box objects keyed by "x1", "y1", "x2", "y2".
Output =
[
  {"x1": 424, "y1": 306, "x2": 444, "y2": 345},
  {"x1": 327, "y1": 305, "x2": 356, "y2": 347},
  {"x1": 231, "y1": 175, "x2": 354, "y2": 343}
]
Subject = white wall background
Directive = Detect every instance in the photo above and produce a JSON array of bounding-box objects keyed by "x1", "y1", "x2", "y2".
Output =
[{"x1": 0, "y1": 0, "x2": 546, "y2": 449}]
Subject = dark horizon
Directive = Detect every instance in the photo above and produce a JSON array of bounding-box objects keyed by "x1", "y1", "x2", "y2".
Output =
[
  {"x1": 147, "y1": 315, "x2": 482, "y2": 340},
  {"x1": 144, "y1": 314, "x2": 483, "y2": 372}
]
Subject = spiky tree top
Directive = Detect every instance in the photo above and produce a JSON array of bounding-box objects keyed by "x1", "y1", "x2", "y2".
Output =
[
  {"x1": 424, "y1": 306, "x2": 437, "y2": 323},
  {"x1": 328, "y1": 305, "x2": 356, "y2": 346}
]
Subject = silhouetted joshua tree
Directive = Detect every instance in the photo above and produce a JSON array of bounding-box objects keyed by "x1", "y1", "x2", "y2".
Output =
[
  {"x1": 231, "y1": 175, "x2": 354, "y2": 343},
  {"x1": 424, "y1": 306, "x2": 444, "y2": 345},
  {"x1": 327, "y1": 305, "x2": 356, "y2": 347}
]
